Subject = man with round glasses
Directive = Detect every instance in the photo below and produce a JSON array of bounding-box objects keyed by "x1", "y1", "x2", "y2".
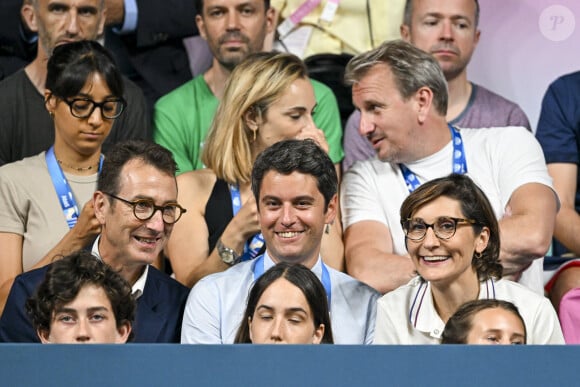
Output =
[
  {"x1": 0, "y1": 140, "x2": 190, "y2": 343},
  {"x1": 103, "y1": 192, "x2": 186, "y2": 225}
]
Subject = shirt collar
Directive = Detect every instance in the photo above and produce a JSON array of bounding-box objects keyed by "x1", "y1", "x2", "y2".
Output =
[
  {"x1": 262, "y1": 251, "x2": 323, "y2": 278},
  {"x1": 91, "y1": 235, "x2": 148, "y2": 300},
  {"x1": 409, "y1": 278, "x2": 496, "y2": 339}
]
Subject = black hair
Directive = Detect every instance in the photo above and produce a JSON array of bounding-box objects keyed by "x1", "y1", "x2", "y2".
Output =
[
  {"x1": 46, "y1": 40, "x2": 124, "y2": 100},
  {"x1": 26, "y1": 250, "x2": 135, "y2": 341},
  {"x1": 251, "y1": 139, "x2": 337, "y2": 210},
  {"x1": 97, "y1": 140, "x2": 177, "y2": 196},
  {"x1": 234, "y1": 262, "x2": 333, "y2": 344}
]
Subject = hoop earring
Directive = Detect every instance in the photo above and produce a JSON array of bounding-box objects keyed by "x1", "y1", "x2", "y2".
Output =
[{"x1": 474, "y1": 251, "x2": 482, "y2": 259}]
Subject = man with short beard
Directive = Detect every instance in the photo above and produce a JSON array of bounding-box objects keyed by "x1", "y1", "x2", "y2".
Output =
[
  {"x1": 342, "y1": 0, "x2": 531, "y2": 171},
  {"x1": 153, "y1": 0, "x2": 344, "y2": 174},
  {"x1": 0, "y1": 0, "x2": 149, "y2": 166}
]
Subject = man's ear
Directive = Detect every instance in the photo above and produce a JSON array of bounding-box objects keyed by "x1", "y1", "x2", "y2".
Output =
[
  {"x1": 415, "y1": 86, "x2": 434, "y2": 124},
  {"x1": 97, "y1": 8, "x2": 106, "y2": 37},
  {"x1": 21, "y1": 1, "x2": 38, "y2": 33},
  {"x1": 93, "y1": 191, "x2": 108, "y2": 224},
  {"x1": 196, "y1": 15, "x2": 207, "y2": 41},
  {"x1": 323, "y1": 194, "x2": 338, "y2": 225},
  {"x1": 115, "y1": 321, "x2": 132, "y2": 344},
  {"x1": 400, "y1": 23, "x2": 411, "y2": 41},
  {"x1": 474, "y1": 29, "x2": 481, "y2": 47},
  {"x1": 38, "y1": 328, "x2": 51, "y2": 344},
  {"x1": 265, "y1": 6, "x2": 276, "y2": 34}
]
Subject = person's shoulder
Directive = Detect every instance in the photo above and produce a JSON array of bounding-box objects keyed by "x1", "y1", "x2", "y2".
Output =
[
  {"x1": 177, "y1": 168, "x2": 217, "y2": 188},
  {"x1": 121, "y1": 75, "x2": 145, "y2": 98},
  {"x1": 494, "y1": 278, "x2": 547, "y2": 302},
  {"x1": 193, "y1": 260, "x2": 254, "y2": 291},
  {"x1": 329, "y1": 267, "x2": 380, "y2": 298},
  {"x1": 378, "y1": 277, "x2": 421, "y2": 305},
  {"x1": 345, "y1": 156, "x2": 394, "y2": 179},
  {"x1": 155, "y1": 75, "x2": 204, "y2": 108},
  {"x1": 550, "y1": 70, "x2": 580, "y2": 87},
  {"x1": 0, "y1": 152, "x2": 46, "y2": 176},
  {"x1": 177, "y1": 168, "x2": 217, "y2": 201},
  {"x1": 493, "y1": 278, "x2": 554, "y2": 312},
  {"x1": 0, "y1": 68, "x2": 27, "y2": 90},
  {"x1": 460, "y1": 125, "x2": 530, "y2": 140},
  {"x1": 13, "y1": 265, "x2": 50, "y2": 292},
  {"x1": 146, "y1": 266, "x2": 189, "y2": 295},
  {"x1": 472, "y1": 83, "x2": 521, "y2": 107},
  {"x1": 545, "y1": 71, "x2": 580, "y2": 100},
  {"x1": 309, "y1": 78, "x2": 332, "y2": 94}
]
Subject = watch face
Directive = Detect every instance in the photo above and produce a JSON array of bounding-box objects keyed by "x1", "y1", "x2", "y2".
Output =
[
  {"x1": 218, "y1": 241, "x2": 238, "y2": 265},
  {"x1": 221, "y1": 250, "x2": 235, "y2": 264}
]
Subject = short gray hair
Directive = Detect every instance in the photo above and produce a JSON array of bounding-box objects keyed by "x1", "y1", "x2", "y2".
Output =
[
  {"x1": 403, "y1": 0, "x2": 480, "y2": 28},
  {"x1": 344, "y1": 39, "x2": 448, "y2": 116}
]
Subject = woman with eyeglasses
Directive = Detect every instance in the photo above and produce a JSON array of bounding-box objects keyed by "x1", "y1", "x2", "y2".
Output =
[
  {"x1": 165, "y1": 52, "x2": 343, "y2": 288},
  {"x1": 373, "y1": 174, "x2": 564, "y2": 345},
  {"x1": 0, "y1": 41, "x2": 126, "y2": 311}
]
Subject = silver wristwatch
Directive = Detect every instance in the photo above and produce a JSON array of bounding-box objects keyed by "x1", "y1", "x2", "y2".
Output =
[{"x1": 217, "y1": 239, "x2": 240, "y2": 265}]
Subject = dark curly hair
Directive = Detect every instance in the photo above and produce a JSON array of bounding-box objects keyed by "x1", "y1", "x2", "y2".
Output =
[
  {"x1": 400, "y1": 173, "x2": 503, "y2": 281},
  {"x1": 26, "y1": 250, "x2": 136, "y2": 341}
]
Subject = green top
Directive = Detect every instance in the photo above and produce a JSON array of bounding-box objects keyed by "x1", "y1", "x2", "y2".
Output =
[{"x1": 153, "y1": 75, "x2": 344, "y2": 174}]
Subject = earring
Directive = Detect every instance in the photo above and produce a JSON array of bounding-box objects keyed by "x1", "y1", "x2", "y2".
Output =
[
  {"x1": 49, "y1": 111, "x2": 54, "y2": 119},
  {"x1": 252, "y1": 128, "x2": 257, "y2": 142},
  {"x1": 474, "y1": 252, "x2": 482, "y2": 259},
  {"x1": 325, "y1": 223, "x2": 330, "y2": 234}
]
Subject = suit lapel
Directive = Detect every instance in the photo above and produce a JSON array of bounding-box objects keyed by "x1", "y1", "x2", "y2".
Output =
[{"x1": 134, "y1": 269, "x2": 168, "y2": 342}]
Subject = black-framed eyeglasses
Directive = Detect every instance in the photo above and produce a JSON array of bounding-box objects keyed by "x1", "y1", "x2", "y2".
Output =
[
  {"x1": 105, "y1": 193, "x2": 186, "y2": 224},
  {"x1": 402, "y1": 216, "x2": 478, "y2": 241},
  {"x1": 63, "y1": 98, "x2": 126, "y2": 119}
]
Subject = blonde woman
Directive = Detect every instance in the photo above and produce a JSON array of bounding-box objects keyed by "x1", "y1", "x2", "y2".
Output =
[{"x1": 166, "y1": 52, "x2": 343, "y2": 287}]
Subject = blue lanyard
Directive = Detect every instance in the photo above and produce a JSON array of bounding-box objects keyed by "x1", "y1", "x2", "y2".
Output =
[
  {"x1": 45, "y1": 146, "x2": 103, "y2": 229},
  {"x1": 399, "y1": 125, "x2": 467, "y2": 193},
  {"x1": 252, "y1": 255, "x2": 332, "y2": 308},
  {"x1": 229, "y1": 184, "x2": 265, "y2": 261}
]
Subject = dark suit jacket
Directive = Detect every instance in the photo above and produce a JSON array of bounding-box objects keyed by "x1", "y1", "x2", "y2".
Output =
[
  {"x1": 0, "y1": 0, "x2": 35, "y2": 81},
  {"x1": 105, "y1": 0, "x2": 199, "y2": 109},
  {"x1": 0, "y1": 264, "x2": 190, "y2": 343}
]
